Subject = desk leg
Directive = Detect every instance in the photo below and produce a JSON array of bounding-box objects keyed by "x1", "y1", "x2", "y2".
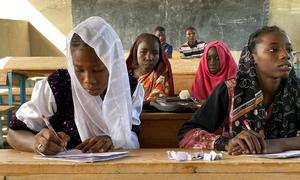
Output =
[
  {"x1": 297, "y1": 52, "x2": 299, "y2": 78},
  {"x1": 7, "y1": 72, "x2": 13, "y2": 107},
  {"x1": 19, "y1": 76, "x2": 26, "y2": 104}
]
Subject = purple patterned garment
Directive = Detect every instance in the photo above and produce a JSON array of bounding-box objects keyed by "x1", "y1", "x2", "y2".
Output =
[
  {"x1": 10, "y1": 69, "x2": 139, "y2": 149},
  {"x1": 9, "y1": 69, "x2": 81, "y2": 149}
]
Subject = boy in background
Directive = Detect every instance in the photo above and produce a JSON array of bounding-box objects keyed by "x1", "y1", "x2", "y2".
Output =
[
  {"x1": 154, "y1": 26, "x2": 173, "y2": 58},
  {"x1": 179, "y1": 27, "x2": 206, "y2": 59}
]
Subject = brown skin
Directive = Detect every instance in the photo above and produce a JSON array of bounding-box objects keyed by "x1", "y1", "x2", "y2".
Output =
[
  {"x1": 186, "y1": 29, "x2": 196, "y2": 47},
  {"x1": 207, "y1": 47, "x2": 221, "y2": 74},
  {"x1": 226, "y1": 31, "x2": 295, "y2": 155},
  {"x1": 7, "y1": 46, "x2": 113, "y2": 155},
  {"x1": 133, "y1": 37, "x2": 160, "y2": 79}
]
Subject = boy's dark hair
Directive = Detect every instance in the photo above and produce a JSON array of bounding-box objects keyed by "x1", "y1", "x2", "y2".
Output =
[
  {"x1": 185, "y1": 26, "x2": 196, "y2": 33},
  {"x1": 248, "y1": 26, "x2": 286, "y2": 53},
  {"x1": 154, "y1": 26, "x2": 165, "y2": 32},
  {"x1": 70, "y1": 33, "x2": 90, "y2": 48}
]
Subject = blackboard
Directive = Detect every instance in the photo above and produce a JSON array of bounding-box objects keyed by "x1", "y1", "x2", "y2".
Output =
[{"x1": 72, "y1": 0, "x2": 269, "y2": 51}]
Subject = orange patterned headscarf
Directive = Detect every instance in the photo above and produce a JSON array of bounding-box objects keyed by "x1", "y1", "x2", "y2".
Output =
[{"x1": 126, "y1": 33, "x2": 174, "y2": 101}]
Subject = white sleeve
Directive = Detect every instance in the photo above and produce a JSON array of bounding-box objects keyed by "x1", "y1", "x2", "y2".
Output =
[
  {"x1": 16, "y1": 79, "x2": 57, "y2": 132},
  {"x1": 123, "y1": 82, "x2": 144, "y2": 149}
]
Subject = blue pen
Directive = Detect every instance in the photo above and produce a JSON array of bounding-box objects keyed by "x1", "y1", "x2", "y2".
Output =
[{"x1": 41, "y1": 114, "x2": 67, "y2": 152}]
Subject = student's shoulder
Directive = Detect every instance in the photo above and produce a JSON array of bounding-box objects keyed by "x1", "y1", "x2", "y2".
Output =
[
  {"x1": 47, "y1": 69, "x2": 70, "y2": 84},
  {"x1": 196, "y1": 41, "x2": 206, "y2": 48},
  {"x1": 180, "y1": 42, "x2": 189, "y2": 47},
  {"x1": 166, "y1": 42, "x2": 173, "y2": 48}
]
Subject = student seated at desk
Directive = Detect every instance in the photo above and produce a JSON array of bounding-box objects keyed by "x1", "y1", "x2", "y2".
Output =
[
  {"x1": 7, "y1": 16, "x2": 144, "y2": 155},
  {"x1": 191, "y1": 40, "x2": 238, "y2": 101},
  {"x1": 154, "y1": 26, "x2": 173, "y2": 58},
  {"x1": 179, "y1": 26, "x2": 206, "y2": 59},
  {"x1": 178, "y1": 26, "x2": 300, "y2": 155},
  {"x1": 126, "y1": 33, "x2": 174, "y2": 102}
]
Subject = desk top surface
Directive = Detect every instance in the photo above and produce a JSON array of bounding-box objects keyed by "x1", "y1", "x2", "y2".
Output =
[
  {"x1": 0, "y1": 57, "x2": 66, "y2": 71},
  {"x1": 1, "y1": 149, "x2": 300, "y2": 175},
  {"x1": 0, "y1": 56, "x2": 198, "y2": 73},
  {"x1": 141, "y1": 111, "x2": 193, "y2": 120}
]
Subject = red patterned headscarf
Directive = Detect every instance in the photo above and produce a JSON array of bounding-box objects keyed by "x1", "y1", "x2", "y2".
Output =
[{"x1": 191, "y1": 40, "x2": 237, "y2": 100}]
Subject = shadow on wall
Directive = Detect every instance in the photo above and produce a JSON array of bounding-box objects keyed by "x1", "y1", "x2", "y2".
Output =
[
  {"x1": 0, "y1": 19, "x2": 63, "y2": 58},
  {"x1": 28, "y1": 23, "x2": 63, "y2": 56}
]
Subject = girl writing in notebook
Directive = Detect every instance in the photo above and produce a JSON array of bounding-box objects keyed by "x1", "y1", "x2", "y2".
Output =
[
  {"x1": 178, "y1": 26, "x2": 300, "y2": 155},
  {"x1": 126, "y1": 33, "x2": 174, "y2": 102},
  {"x1": 7, "y1": 17, "x2": 144, "y2": 155}
]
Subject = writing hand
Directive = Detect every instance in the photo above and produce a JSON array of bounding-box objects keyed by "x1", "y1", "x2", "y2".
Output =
[
  {"x1": 226, "y1": 130, "x2": 266, "y2": 155},
  {"x1": 34, "y1": 128, "x2": 70, "y2": 155},
  {"x1": 75, "y1": 135, "x2": 113, "y2": 153}
]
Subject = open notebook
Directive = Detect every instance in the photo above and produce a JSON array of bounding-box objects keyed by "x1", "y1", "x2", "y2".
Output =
[
  {"x1": 34, "y1": 149, "x2": 129, "y2": 163},
  {"x1": 245, "y1": 150, "x2": 300, "y2": 159}
]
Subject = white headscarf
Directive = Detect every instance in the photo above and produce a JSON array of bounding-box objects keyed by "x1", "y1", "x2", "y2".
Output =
[{"x1": 66, "y1": 16, "x2": 132, "y2": 148}]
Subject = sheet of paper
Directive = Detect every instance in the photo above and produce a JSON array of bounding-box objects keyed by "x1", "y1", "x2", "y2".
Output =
[
  {"x1": 34, "y1": 149, "x2": 129, "y2": 163},
  {"x1": 245, "y1": 150, "x2": 300, "y2": 159}
]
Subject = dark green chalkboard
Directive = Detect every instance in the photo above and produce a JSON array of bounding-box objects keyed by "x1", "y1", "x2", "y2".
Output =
[{"x1": 72, "y1": 0, "x2": 269, "y2": 50}]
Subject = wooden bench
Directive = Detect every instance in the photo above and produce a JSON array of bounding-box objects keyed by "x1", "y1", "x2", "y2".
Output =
[
  {"x1": 0, "y1": 87, "x2": 33, "y2": 104},
  {"x1": 139, "y1": 112, "x2": 193, "y2": 148},
  {"x1": 0, "y1": 105, "x2": 17, "y2": 148},
  {"x1": 169, "y1": 58, "x2": 199, "y2": 95}
]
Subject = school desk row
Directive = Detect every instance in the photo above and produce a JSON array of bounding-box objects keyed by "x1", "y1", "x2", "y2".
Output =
[
  {"x1": 1, "y1": 52, "x2": 299, "y2": 106},
  {"x1": 0, "y1": 56, "x2": 199, "y2": 106},
  {"x1": 1, "y1": 148, "x2": 300, "y2": 180}
]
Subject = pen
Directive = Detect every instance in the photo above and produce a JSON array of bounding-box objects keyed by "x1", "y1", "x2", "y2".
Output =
[
  {"x1": 41, "y1": 114, "x2": 67, "y2": 152},
  {"x1": 243, "y1": 120, "x2": 251, "y2": 130}
]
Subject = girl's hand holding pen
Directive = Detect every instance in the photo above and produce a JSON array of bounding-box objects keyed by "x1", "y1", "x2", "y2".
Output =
[{"x1": 34, "y1": 128, "x2": 70, "y2": 155}]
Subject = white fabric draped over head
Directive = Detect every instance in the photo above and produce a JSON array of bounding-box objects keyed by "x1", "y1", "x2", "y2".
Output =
[{"x1": 66, "y1": 16, "x2": 132, "y2": 148}]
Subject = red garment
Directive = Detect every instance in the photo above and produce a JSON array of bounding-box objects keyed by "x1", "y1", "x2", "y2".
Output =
[
  {"x1": 191, "y1": 40, "x2": 237, "y2": 100},
  {"x1": 126, "y1": 33, "x2": 174, "y2": 98},
  {"x1": 179, "y1": 128, "x2": 220, "y2": 150}
]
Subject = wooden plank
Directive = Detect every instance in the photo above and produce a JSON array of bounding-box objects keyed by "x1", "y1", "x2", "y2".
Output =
[
  {"x1": 6, "y1": 173, "x2": 300, "y2": 180},
  {"x1": 0, "y1": 88, "x2": 33, "y2": 96},
  {"x1": 0, "y1": 106, "x2": 16, "y2": 114},
  {"x1": 173, "y1": 74, "x2": 195, "y2": 94},
  {"x1": 139, "y1": 112, "x2": 194, "y2": 148},
  {"x1": 0, "y1": 57, "x2": 66, "y2": 71},
  {"x1": 2, "y1": 149, "x2": 300, "y2": 176}
]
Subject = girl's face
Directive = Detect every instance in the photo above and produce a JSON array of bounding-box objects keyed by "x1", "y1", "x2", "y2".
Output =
[
  {"x1": 136, "y1": 37, "x2": 160, "y2": 74},
  {"x1": 207, "y1": 47, "x2": 220, "y2": 74},
  {"x1": 252, "y1": 31, "x2": 293, "y2": 80},
  {"x1": 72, "y1": 47, "x2": 109, "y2": 96}
]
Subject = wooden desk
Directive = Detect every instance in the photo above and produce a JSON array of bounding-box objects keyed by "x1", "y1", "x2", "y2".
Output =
[
  {"x1": 0, "y1": 57, "x2": 66, "y2": 105},
  {"x1": 169, "y1": 58, "x2": 198, "y2": 94},
  {"x1": 1, "y1": 149, "x2": 300, "y2": 180},
  {"x1": 139, "y1": 112, "x2": 192, "y2": 148}
]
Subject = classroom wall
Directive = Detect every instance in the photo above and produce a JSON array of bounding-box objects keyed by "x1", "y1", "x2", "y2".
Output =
[
  {"x1": 0, "y1": 19, "x2": 31, "y2": 58},
  {"x1": 269, "y1": 0, "x2": 300, "y2": 51},
  {"x1": 28, "y1": 0, "x2": 72, "y2": 35},
  {"x1": 28, "y1": 24, "x2": 64, "y2": 56},
  {"x1": 72, "y1": 0, "x2": 269, "y2": 51}
]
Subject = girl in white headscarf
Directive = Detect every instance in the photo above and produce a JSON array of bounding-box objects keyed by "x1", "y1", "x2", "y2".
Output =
[{"x1": 7, "y1": 17, "x2": 144, "y2": 155}]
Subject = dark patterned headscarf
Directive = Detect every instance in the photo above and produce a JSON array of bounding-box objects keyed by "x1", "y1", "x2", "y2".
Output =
[{"x1": 230, "y1": 46, "x2": 300, "y2": 139}]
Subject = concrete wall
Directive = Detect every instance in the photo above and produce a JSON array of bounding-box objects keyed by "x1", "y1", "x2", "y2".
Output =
[
  {"x1": 0, "y1": 19, "x2": 30, "y2": 58},
  {"x1": 28, "y1": 24, "x2": 63, "y2": 56},
  {"x1": 269, "y1": 0, "x2": 300, "y2": 51},
  {"x1": 28, "y1": 0, "x2": 72, "y2": 35}
]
